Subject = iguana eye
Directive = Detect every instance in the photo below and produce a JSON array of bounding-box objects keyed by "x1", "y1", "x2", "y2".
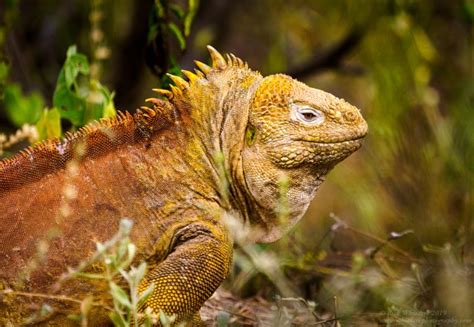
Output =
[{"x1": 290, "y1": 103, "x2": 325, "y2": 125}]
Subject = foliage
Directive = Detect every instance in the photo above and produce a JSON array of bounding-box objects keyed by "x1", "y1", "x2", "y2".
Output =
[
  {"x1": 68, "y1": 219, "x2": 157, "y2": 326},
  {"x1": 1, "y1": 45, "x2": 115, "y2": 147},
  {"x1": 149, "y1": 0, "x2": 199, "y2": 51},
  {"x1": 53, "y1": 45, "x2": 116, "y2": 128},
  {"x1": 0, "y1": 219, "x2": 162, "y2": 326},
  {"x1": 56, "y1": 219, "x2": 168, "y2": 326},
  {"x1": 36, "y1": 108, "x2": 62, "y2": 141},
  {"x1": 147, "y1": 0, "x2": 199, "y2": 86},
  {"x1": 3, "y1": 84, "x2": 44, "y2": 127},
  {"x1": 0, "y1": 0, "x2": 472, "y2": 325}
]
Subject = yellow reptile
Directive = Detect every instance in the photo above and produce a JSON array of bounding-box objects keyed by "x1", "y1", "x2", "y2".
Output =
[{"x1": 0, "y1": 46, "x2": 367, "y2": 325}]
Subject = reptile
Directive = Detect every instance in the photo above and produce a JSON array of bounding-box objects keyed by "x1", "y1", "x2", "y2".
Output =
[{"x1": 0, "y1": 46, "x2": 368, "y2": 326}]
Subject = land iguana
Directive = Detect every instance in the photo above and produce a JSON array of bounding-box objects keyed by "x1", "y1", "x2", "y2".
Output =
[{"x1": 0, "y1": 46, "x2": 368, "y2": 325}]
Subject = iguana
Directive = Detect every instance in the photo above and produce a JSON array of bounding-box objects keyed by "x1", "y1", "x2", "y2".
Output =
[{"x1": 0, "y1": 46, "x2": 368, "y2": 326}]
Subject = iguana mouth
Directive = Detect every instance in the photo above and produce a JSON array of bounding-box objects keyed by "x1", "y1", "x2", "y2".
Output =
[
  {"x1": 266, "y1": 137, "x2": 364, "y2": 149},
  {"x1": 294, "y1": 136, "x2": 365, "y2": 145}
]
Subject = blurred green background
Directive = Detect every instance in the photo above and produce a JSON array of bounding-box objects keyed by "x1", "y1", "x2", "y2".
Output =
[{"x1": 1, "y1": 0, "x2": 473, "y2": 324}]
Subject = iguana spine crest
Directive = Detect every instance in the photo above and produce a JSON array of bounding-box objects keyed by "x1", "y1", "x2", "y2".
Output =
[{"x1": 0, "y1": 46, "x2": 248, "y2": 192}]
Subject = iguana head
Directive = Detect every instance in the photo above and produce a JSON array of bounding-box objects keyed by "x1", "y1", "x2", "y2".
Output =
[{"x1": 240, "y1": 73, "x2": 367, "y2": 242}]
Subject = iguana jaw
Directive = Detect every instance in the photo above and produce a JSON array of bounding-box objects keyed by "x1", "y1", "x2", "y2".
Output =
[{"x1": 265, "y1": 138, "x2": 364, "y2": 170}]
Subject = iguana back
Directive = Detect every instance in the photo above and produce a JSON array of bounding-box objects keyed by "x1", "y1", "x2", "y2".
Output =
[{"x1": 0, "y1": 46, "x2": 367, "y2": 325}]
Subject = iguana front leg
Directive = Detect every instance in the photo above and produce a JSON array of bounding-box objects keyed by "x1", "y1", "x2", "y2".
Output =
[{"x1": 138, "y1": 221, "x2": 233, "y2": 325}]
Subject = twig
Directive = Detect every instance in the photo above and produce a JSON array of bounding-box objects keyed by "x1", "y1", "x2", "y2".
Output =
[
  {"x1": 0, "y1": 289, "x2": 113, "y2": 311},
  {"x1": 330, "y1": 213, "x2": 420, "y2": 262},
  {"x1": 286, "y1": 28, "x2": 365, "y2": 79}
]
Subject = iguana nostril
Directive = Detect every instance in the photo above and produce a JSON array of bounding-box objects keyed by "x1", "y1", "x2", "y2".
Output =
[{"x1": 344, "y1": 111, "x2": 358, "y2": 122}]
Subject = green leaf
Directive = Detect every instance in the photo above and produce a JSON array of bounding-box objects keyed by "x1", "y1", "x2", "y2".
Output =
[
  {"x1": 159, "y1": 310, "x2": 176, "y2": 327},
  {"x1": 73, "y1": 272, "x2": 105, "y2": 280},
  {"x1": 154, "y1": 0, "x2": 165, "y2": 18},
  {"x1": 4, "y1": 84, "x2": 45, "y2": 127},
  {"x1": 133, "y1": 262, "x2": 147, "y2": 283},
  {"x1": 80, "y1": 295, "x2": 94, "y2": 318},
  {"x1": 216, "y1": 311, "x2": 231, "y2": 327},
  {"x1": 67, "y1": 45, "x2": 77, "y2": 57},
  {"x1": 102, "y1": 89, "x2": 116, "y2": 119},
  {"x1": 53, "y1": 45, "x2": 91, "y2": 127},
  {"x1": 96, "y1": 242, "x2": 106, "y2": 253},
  {"x1": 108, "y1": 312, "x2": 127, "y2": 327},
  {"x1": 142, "y1": 316, "x2": 153, "y2": 327},
  {"x1": 0, "y1": 62, "x2": 9, "y2": 82},
  {"x1": 422, "y1": 243, "x2": 449, "y2": 254},
  {"x1": 184, "y1": 0, "x2": 199, "y2": 36},
  {"x1": 127, "y1": 243, "x2": 136, "y2": 263},
  {"x1": 463, "y1": 0, "x2": 474, "y2": 23},
  {"x1": 109, "y1": 282, "x2": 132, "y2": 309},
  {"x1": 117, "y1": 239, "x2": 128, "y2": 260},
  {"x1": 138, "y1": 283, "x2": 155, "y2": 306},
  {"x1": 119, "y1": 219, "x2": 133, "y2": 236},
  {"x1": 53, "y1": 81, "x2": 85, "y2": 126},
  {"x1": 167, "y1": 22, "x2": 186, "y2": 50},
  {"x1": 169, "y1": 3, "x2": 185, "y2": 20},
  {"x1": 147, "y1": 23, "x2": 159, "y2": 43},
  {"x1": 39, "y1": 304, "x2": 53, "y2": 317},
  {"x1": 160, "y1": 56, "x2": 183, "y2": 88},
  {"x1": 86, "y1": 80, "x2": 116, "y2": 123},
  {"x1": 36, "y1": 108, "x2": 62, "y2": 140},
  {"x1": 64, "y1": 45, "x2": 89, "y2": 88}
]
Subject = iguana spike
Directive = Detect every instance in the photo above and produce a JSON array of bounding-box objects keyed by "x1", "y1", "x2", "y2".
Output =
[
  {"x1": 225, "y1": 53, "x2": 232, "y2": 65},
  {"x1": 207, "y1": 45, "x2": 226, "y2": 69},
  {"x1": 194, "y1": 68, "x2": 205, "y2": 78},
  {"x1": 140, "y1": 106, "x2": 157, "y2": 117},
  {"x1": 81, "y1": 125, "x2": 94, "y2": 134},
  {"x1": 228, "y1": 53, "x2": 236, "y2": 65},
  {"x1": 167, "y1": 73, "x2": 189, "y2": 89},
  {"x1": 170, "y1": 85, "x2": 182, "y2": 96},
  {"x1": 181, "y1": 69, "x2": 199, "y2": 83},
  {"x1": 64, "y1": 131, "x2": 74, "y2": 140},
  {"x1": 116, "y1": 111, "x2": 128, "y2": 120},
  {"x1": 152, "y1": 88, "x2": 173, "y2": 99},
  {"x1": 124, "y1": 111, "x2": 133, "y2": 120},
  {"x1": 230, "y1": 53, "x2": 244, "y2": 67},
  {"x1": 145, "y1": 97, "x2": 162, "y2": 106},
  {"x1": 136, "y1": 108, "x2": 148, "y2": 119},
  {"x1": 194, "y1": 60, "x2": 211, "y2": 74},
  {"x1": 20, "y1": 148, "x2": 32, "y2": 157}
]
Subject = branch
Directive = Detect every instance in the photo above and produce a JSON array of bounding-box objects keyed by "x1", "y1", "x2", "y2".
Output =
[{"x1": 286, "y1": 28, "x2": 365, "y2": 79}]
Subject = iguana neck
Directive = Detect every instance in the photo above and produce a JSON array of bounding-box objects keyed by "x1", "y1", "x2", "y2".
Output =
[{"x1": 170, "y1": 65, "x2": 263, "y2": 216}]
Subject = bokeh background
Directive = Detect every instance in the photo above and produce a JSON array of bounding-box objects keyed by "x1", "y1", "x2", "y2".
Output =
[{"x1": 1, "y1": 0, "x2": 473, "y2": 325}]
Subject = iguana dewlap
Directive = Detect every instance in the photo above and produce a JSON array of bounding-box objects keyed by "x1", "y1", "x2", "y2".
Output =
[{"x1": 0, "y1": 46, "x2": 367, "y2": 325}]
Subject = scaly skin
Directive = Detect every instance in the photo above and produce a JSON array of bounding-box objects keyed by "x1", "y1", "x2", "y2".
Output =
[{"x1": 0, "y1": 46, "x2": 367, "y2": 325}]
